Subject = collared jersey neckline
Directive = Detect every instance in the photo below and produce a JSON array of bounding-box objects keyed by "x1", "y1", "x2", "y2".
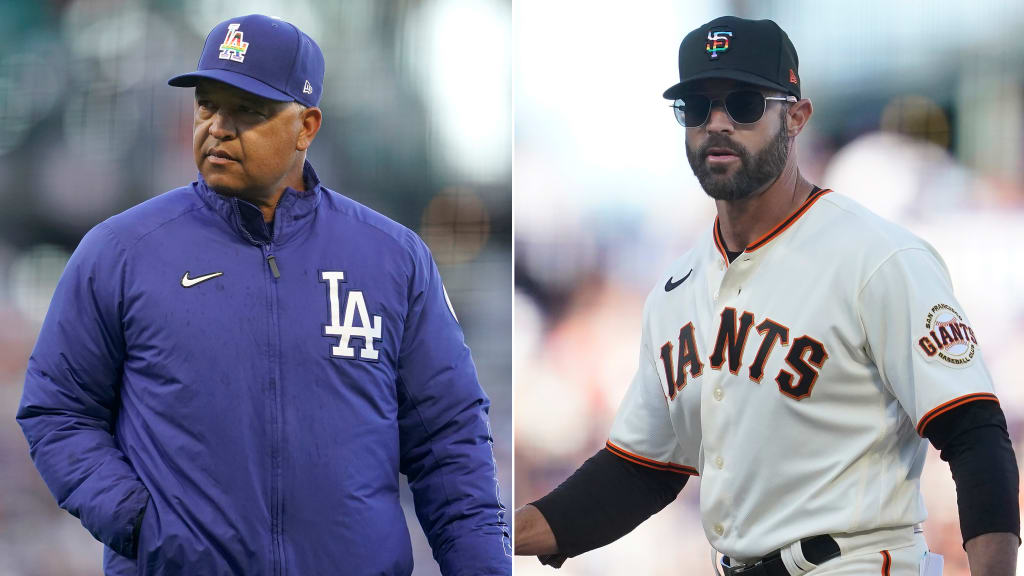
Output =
[
  {"x1": 193, "y1": 159, "x2": 323, "y2": 246},
  {"x1": 713, "y1": 187, "x2": 831, "y2": 265}
]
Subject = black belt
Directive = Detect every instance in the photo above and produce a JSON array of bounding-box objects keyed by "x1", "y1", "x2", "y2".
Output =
[{"x1": 721, "y1": 535, "x2": 840, "y2": 576}]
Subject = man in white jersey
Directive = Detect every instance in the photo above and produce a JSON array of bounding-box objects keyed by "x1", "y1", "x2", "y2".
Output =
[{"x1": 515, "y1": 15, "x2": 1019, "y2": 576}]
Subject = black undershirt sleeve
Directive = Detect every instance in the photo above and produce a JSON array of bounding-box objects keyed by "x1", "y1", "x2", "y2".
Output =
[
  {"x1": 530, "y1": 448, "x2": 689, "y2": 567},
  {"x1": 922, "y1": 399, "x2": 1020, "y2": 546}
]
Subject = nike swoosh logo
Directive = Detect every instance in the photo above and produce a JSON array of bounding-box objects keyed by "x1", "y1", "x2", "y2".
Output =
[
  {"x1": 664, "y1": 268, "x2": 693, "y2": 292},
  {"x1": 181, "y1": 271, "x2": 224, "y2": 288}
]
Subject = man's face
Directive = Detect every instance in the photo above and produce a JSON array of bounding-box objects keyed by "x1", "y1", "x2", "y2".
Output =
[
  {"x1": 683, "y1": 80, "x2": 790, "y2": 201},
  {"x1": 193, "y1": 80, "x2": 304, "y2": 197}
]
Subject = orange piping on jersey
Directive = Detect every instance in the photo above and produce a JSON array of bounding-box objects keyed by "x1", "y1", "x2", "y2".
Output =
[
  {"x1": 916, "y1": 392, "x2": 999, "y2": 436},
  {"x1": 713, "y1": 219, "x2": 729, "y2": 266},
  {"x1": 746, "y1": 188, "x2": 831, "y2": 251},
  {"x1": 605, "y1": 440, "x2": 699, "y2": 476},
  {"x1": 880, "y1": 550, "x2": 891, "y2": 575},
  {"x1": 711, "y1": 189, "x2": 832, "y2": 264}
]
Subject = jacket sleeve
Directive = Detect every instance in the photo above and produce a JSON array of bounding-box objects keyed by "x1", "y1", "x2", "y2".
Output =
[
  {"x1": 396, "y1": 235, "x2": 511, "y2": 576},
  {"x1": 16, "y1": 223, "x2": 150, "y2": 558}
]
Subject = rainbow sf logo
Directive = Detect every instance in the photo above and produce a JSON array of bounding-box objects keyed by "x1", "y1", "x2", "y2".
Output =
[
  {"x1": 219, "y1": 23, "x2": 249, "y2": 63},
  {"x1": 706, "y1": 30, "x2": 733, "y2": 60}
]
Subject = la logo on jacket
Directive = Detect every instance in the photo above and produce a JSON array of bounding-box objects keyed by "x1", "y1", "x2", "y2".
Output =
[{"x1": 320, "y1": 270, "x2": 382, "y2": 360}]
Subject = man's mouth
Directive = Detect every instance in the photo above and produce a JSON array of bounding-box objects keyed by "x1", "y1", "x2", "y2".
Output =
[
  {"x1": 705, "y1": 147, "x2": 739, "y2": 160},
  {"x1": 703, "y1": 146, "x2": 741, "y2": 167},
  {"x1": 206, "y1": 149, "x2": 238, "y2": 164}
]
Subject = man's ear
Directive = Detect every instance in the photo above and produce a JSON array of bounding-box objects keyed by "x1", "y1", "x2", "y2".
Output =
[
  {"x1": 297, "y1": 106, "x2": 323, "y2": 152},
  {"x1": 786, "y1": 98, "x2": 812, "y2": 138}
]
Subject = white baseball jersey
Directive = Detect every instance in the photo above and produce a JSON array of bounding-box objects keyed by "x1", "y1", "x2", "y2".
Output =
[{"x1": 608, "y1": 188, "x2": 997, "y2": 561}]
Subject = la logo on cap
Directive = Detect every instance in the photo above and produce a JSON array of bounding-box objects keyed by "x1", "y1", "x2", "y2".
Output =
[
  {"x1": 705, "y1": 29, "x2": 732, "y2": 60},
  {"x1": 219, "y1": 23, "x2": 249, "y2": 63}
]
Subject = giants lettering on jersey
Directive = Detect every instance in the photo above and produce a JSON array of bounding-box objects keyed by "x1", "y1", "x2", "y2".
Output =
[{"x1": 659, "y1": 307, "x2": 829, "y2": 401}]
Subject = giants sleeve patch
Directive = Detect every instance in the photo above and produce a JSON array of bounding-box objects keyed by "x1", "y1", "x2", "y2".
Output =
[{"x1": 916, "y1": 303, "x2": 978, "y2": 368}]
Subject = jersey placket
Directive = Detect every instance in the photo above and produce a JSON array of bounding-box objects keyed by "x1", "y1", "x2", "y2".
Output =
[{"x1": 699, "y1": 246, "x2": 766, "y2": 546}]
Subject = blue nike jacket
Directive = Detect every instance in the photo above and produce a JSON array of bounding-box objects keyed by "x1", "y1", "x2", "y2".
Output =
[{"x1": 17, "y1": 161, "x2": 511, "y2": 576}]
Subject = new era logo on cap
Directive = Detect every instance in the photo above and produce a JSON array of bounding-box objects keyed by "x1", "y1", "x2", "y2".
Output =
[{"x1": 303, "y1": 80, "x2": 313, "y2": 95}]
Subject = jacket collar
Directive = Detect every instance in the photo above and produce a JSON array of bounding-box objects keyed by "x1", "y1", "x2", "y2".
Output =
[{"x1": 192, "y1": 160, "x2": 323, "y2": 246}]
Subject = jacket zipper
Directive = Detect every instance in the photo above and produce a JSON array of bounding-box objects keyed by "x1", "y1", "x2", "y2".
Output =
[
  {"x1": 263, "y1": 242, "x2": 284, "y2": 576},
  {"x1": 231, "y1": 200, "x2": 285, "y2": 575},
  {"x1": 267, "y1": 253, "x2": 281, "y2": 278}
]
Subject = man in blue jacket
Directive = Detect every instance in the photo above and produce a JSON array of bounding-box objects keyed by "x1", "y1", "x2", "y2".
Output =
[{"x1": 17, "y1": 14, "x2": 511, "y2": 576}]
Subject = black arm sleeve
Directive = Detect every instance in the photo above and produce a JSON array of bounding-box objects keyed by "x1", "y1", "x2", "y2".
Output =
[
  {"x1": 922, "y1": 399, "x2": 1020, "y2": 546},
  {"x1": 530, "y1": 448, "x2": 689, "y2": 567}
]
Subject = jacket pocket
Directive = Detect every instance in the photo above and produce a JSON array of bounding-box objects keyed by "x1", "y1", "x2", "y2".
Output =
[{"x1": 135, "y1": 496, "x2": 157, "y2": 574}]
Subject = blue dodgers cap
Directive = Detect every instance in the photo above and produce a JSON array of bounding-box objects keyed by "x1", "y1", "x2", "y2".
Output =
[{"x1": 169, "y1": 14, "x2": 324, "y2": 107}]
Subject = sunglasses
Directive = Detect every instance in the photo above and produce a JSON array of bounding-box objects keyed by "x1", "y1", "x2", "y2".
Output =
[{"x1": 671, "y1": 91, "x2": 797, "y2": 127}]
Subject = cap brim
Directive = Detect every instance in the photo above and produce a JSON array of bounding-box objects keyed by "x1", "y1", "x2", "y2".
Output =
[
  {"x1": 663, "y1": 69, "x2": 792, "y2": 100},
  {"x1": 168, "y1": 69, "x2": 294, "y2": 102}
]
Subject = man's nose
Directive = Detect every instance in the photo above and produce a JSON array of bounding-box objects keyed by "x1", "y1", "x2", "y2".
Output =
[
  {"x1": 208, "y1": 110, "x2": 236, "y2": 139},
  {"x1": 705, "y1": 102, "x2": 734, "y2": 133}
]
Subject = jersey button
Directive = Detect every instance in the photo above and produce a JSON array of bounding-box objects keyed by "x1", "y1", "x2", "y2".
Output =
[
  {"x1": 713, "y1": 291, "x2": 719, "y2": 302},
  {"x1": 713, "y1": 387, "x2": 724, "y2": 401},
  {"x1": 714, "y1": 456, "x2": 724, "y2": 469},
  {"x1": 713, "y1": 524, "x2": 724, "y2": 536}
]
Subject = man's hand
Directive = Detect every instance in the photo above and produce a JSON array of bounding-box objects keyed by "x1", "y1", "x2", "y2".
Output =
[
  {"x1": 964, "y1": 532, "x2": 1018, "y2": 576},
  {"x1": 514, "y1": 504, "x2": 558, "y2": 556}
]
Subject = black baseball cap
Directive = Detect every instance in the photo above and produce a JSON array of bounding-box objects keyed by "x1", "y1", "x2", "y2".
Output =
[
  {"x1": 169, "y1": 14, "x2": 325, "y2": 108},
  {"x1": 663, "y1": 16, "x2": 800, "y2": 100}
]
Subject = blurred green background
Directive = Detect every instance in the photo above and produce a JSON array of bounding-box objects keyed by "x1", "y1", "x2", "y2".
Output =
[
  {"x1": 514, "y1": 1, "x2": 1024, "y2": 575},
  {"x1": 0, "y1": 1, "x2": 511, "y2": 575}
]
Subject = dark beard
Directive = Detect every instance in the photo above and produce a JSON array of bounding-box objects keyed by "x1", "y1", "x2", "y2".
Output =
[{"x1": 685, "y1": 118, "x2": 789, "y2": 201}]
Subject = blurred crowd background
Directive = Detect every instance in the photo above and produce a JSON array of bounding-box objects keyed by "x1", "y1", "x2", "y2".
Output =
[
  {"x1": 0, "y1": 1, "x2": 511, "y2": 575},
  {"x1": 515, "y1": 1, "x2": 1024, "y2": 575}
]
